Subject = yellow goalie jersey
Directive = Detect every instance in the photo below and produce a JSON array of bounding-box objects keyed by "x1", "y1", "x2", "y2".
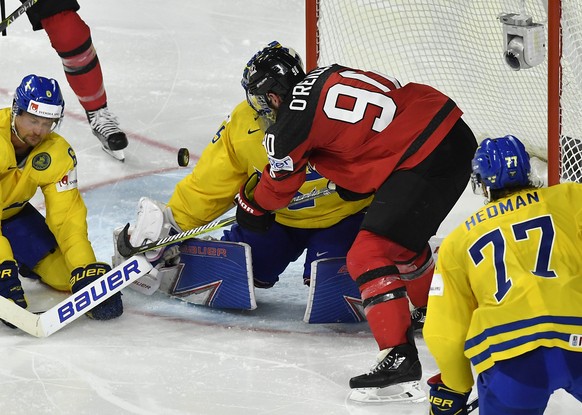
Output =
[
  {"x1": 424, "y1": 183, "x2": 582, "y2": 393},
  {"x1": 168, "y1": 101, "x2": 371, "y2": 230},
  {"x1": 0, "y1": 108, "x2": 96, "y2": 271}
]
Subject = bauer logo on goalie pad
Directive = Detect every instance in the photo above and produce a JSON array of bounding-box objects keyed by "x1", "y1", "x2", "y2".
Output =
[
  {"x1": 304, "y1": 257, "x2": 365, "y2": 324},
  {"x1": 57, "y1": 259, "x2": 143, "y2": 323},
  {"x1": 159, "y1": 239, "x2": 256, "y2": 310}
]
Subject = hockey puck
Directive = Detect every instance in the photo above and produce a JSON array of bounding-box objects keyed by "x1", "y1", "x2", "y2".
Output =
[{"x1": 177, "y1": 148, "x2": 190, "y2": 167}]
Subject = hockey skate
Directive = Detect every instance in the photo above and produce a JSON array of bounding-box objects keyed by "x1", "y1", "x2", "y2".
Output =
[
  {"x1": 86, "y1": 105, "x2": 128, "y2": 161},
  {"x1": 348, "y1": 343, "x2": 426, "y2": 403}
]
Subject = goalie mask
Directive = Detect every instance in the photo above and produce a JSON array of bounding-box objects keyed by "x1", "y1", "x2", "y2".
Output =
[
  {"x1": 12, "y1": 74, "x2": 65, "y2": 134},
  {"x1": 241, "y1": 41, "x2": 305, "y2": 129},
  {"x1": 471, "y1": 135, "x2": 531, "y2": 200}
]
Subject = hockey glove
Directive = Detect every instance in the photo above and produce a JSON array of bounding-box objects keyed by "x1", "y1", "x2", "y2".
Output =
[
  {"x1": 235, "y1": 172, "x2": 275, "y2": 233},
  {"x1": 70, "y1": 262, "x2": 123, "y2": 320},
  {"x1": 428, "y1": 373, "x2": 471, "y2": 415},
  {"x1": 0, "y1": 260, "x2": 28, "y2": 328}
]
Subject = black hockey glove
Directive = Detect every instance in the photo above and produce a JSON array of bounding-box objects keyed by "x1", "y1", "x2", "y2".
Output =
[
  {"x1": 427, "y1": 373, "x2": 471, "y2": 415},
  {"x1": 328, "y1": 181, "x2": 374, "y2": 201},
  {"x1": 70, "y1": 262, "x2": 123, "y2": 320},
  {"x1": 0, "y1": 260, "x2": 27, "y2": 328},
  {"x1": 235, "y1": 172, "x2": 275, "y2": 233}
]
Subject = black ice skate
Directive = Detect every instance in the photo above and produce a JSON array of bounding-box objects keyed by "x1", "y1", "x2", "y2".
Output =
[
  {"x1": 86, "y1": 105, "x2": 128, "y2": 161},
  {"x1": 348, "y1": 343, "x2": 426, "y2": 403}
]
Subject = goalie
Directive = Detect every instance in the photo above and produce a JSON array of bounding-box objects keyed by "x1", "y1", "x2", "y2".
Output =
[{"x1": 115, "y1": 45, "x2": 373, "y2": 321}]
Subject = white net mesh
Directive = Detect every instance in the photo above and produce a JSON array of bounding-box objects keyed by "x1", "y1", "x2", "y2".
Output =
[{"x1": 313, "y1": 0, "x2": 582, "y2": 182}]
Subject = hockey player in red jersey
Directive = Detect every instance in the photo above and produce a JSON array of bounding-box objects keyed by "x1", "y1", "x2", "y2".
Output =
[
  {"x1": 234, "y1": 41, "x2": 478, "y2": 402},
  {"x1": 19, "y1": 0, "x2": 128, "y2": 161}
]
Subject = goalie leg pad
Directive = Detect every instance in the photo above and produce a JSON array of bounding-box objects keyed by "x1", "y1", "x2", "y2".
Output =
[
  {"x1": 159, "y1": 239, "x2": 256, "y2": 310},
  {"x1": 304, "y1": 257, "x2": 365, "y2": 324}
]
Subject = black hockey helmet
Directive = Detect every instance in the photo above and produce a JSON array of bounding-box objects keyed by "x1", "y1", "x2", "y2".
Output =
[{"x1": 242, "y1": 41, "x2": 305, "y2": 119}]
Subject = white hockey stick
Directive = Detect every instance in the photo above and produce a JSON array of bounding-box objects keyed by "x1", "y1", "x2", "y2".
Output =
[{"x1": 0, "y1": 255, "x2": 152, "y2": 337}]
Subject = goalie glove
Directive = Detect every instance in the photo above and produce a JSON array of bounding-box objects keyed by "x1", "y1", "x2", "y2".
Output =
[
  {"x1": 235, "y1": 172, "x2": 275, "y2": 233},
  {"x1": 428, "y1": 373, "x2": 471, "y2": 415}
]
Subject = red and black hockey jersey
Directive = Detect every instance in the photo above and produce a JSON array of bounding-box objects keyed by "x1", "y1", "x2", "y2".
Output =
[{"x1": 254, "y1": 64, "x2": 463, "y2": 211}]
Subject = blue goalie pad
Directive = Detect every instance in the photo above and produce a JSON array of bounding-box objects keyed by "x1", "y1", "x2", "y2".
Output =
[
  {"x1": 158, "y1": 239, "x2": 256, "y2": 310},
  {"x1": 304, "y1": 257, "x2": 366, "y2": 324}
]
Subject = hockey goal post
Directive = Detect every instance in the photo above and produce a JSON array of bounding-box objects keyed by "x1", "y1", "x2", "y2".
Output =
[{"x1": 305, "y1": 0, "x2": 582, "y2": 185}]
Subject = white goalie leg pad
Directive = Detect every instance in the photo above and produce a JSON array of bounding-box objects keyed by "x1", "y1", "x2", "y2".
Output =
[{"x1": 129, "y1": 197, "x2": 182, "y2": 262}]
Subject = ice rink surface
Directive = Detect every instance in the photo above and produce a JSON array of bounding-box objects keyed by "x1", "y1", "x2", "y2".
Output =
[{"x1": 0, "y1": 1, "x2": 580, "y2": 413}]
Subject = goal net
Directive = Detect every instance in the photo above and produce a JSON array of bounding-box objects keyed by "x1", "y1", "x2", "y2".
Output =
[{"x1": 306, "y1": 0, "x2": 582, "y2": 184}]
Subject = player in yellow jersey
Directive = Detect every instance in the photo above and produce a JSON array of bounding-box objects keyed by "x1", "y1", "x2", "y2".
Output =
[
  {"x1": 424, "y1": 135, "x2": 582, "y2": 414},
  {"x1": 0, "y1": 74, "x2": 122, "y2": 323},
  {"x1": 121, "y1": 46, "x2": 371, "y2": 295}
]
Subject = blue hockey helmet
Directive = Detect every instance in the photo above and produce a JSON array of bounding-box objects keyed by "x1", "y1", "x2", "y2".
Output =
[
  {"x1": 471, "y1": 135, "x2": 531, "y2": 196},
  {"x1": 12, "y1": 74, "x2": 65, "y2": 129},
  {"x1": 241, "y1": 41, "x2": 305, "y2": 121}
]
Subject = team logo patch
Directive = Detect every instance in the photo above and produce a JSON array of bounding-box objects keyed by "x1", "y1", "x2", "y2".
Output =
[
  {"x1": 32, "y1": 153, "x2": 51, "y2": 171},
  {"x1": 56, "y1": 168, "x2": 78, "y2": 192},
  {"x1": 268, "y1": 155, "x2": 294, "y2": 172}
]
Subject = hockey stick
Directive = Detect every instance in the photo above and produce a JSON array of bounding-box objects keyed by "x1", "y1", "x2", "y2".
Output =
[
  {"x1": 0, "y1": 0, "x2": 38, "y2": 33},
  {"x1": 0, "y1": 255, "x2": 152, "y2": 337},
  {"x1": 1, "y1": 0, "x2": 6, "y2": 36},
  {"x1": 117, "y1": 187, "x2": 336, "y2": 257},
  {"x1": 467, "y1": 397, "x2": 479, "y2": 413}
]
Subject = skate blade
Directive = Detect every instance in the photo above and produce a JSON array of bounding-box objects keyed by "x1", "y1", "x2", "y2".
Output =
[
  {"x1": 348, "y1": 380, "x2": 426, "y2": 403},
  {"x1": 102, "y1": 146, "x2": 125, "y2": 162}
]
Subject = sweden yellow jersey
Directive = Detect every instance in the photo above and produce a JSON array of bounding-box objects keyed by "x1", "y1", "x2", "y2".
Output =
[
  {"x1": 424, "y1": 183, "x2": 582, "y2": 393},
  {"x1": 0, "y1": 108, "x2": 96, "y2": 272},
  {"x1": 168, "y1": 101, "x2": 371, "y2": 230}
]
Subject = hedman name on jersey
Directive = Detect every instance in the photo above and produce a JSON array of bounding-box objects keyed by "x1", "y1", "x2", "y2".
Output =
[{"x1": 464, "y1": 190, "x2": 540, "y2": 231}]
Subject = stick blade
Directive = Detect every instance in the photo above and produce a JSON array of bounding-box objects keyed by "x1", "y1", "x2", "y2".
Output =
[{"x1": 0, "y1": 296, "x2": 43, "y2": 337}]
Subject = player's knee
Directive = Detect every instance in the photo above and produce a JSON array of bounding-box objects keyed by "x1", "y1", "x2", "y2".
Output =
[
  {"x1": 34, "y1": 249, "x2": 71, "y2": 291},
  {"x1": 347, "y1": 230, "x2": 419, "y2": 279},
  {"x1": 347, "y1": 230, "x2": 388, "y2": 278}
]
